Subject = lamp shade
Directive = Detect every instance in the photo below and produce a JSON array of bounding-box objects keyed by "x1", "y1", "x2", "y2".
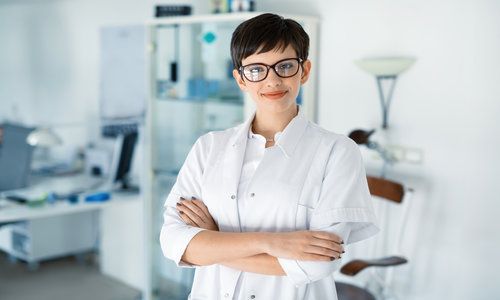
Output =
[
  {"x1": 26, "y1": 128, "x2": 63, "y2": 147},
  {"x1": 355, "y1": 57, "x2": 416, "y2": 77}
]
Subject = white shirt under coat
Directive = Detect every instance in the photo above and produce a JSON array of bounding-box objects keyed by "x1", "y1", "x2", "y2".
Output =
[{"x1": 160, "y1": 106, "x2": 379, "y2": 300}]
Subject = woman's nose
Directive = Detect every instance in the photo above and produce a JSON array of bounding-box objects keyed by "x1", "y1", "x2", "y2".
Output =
[{"x1": 265, "y1": 69, "x2": 282, "y2": 87}]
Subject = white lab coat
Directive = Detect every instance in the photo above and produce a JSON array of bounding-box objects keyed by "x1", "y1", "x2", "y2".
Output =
[{"x1": 160, "y1": 107, "x2": 379, "y2": 300}]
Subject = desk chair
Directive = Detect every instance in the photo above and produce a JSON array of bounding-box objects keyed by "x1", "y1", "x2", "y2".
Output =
[{"x1": 336, "y1": 176, "x2": 414, "y2": 300}]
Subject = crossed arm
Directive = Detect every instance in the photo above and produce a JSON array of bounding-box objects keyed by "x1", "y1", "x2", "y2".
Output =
[{"x1": 174, "y1": 197, "x2": 345, "y2": 276}]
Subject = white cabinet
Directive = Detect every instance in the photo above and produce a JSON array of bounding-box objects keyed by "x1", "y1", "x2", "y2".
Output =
[
  {"x1": 143, "y1": 13, "x2": 319, "y2": 300},
  {"x1": 0, "y1": 211, "x2": 97, "y2": 269}
]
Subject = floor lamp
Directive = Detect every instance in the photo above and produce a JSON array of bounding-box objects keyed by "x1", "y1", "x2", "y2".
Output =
[{"x1": 355, "y1": 57, "x2": 416, "y2": 129}]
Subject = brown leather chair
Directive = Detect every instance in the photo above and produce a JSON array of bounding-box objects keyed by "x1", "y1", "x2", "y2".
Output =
[{"x1": 336, "y1": 176, "x2": 414, "y2": 300}]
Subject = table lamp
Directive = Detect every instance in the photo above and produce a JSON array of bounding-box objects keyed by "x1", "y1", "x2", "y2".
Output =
[
  {"x1": 26, "y1": 128, "x2": 62, "y2": 147},
  {"x1": 355, "y1": 57, "x2": 416, "y2": 129}
]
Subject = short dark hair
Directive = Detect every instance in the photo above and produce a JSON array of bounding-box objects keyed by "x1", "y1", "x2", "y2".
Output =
[{"x1": 230, "y1": 13, "x2": 310, "y2": 70}]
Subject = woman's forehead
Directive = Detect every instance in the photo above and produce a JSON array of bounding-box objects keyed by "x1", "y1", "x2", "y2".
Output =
[{"x1": 242, "y1": 45, "x2": 297, "y2": 65}]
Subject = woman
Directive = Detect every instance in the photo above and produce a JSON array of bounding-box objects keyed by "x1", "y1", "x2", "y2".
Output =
[{"x1": 160, "y1": 13, "x2": 379, "y2": 300}]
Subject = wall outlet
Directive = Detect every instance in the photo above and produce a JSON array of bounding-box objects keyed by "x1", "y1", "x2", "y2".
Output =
[
  {"x1": 404, "y1": 147, "x2": 424, "y2": 164},
  {"x1": 387, "y1": 145, "x2": 424, "y2": 164}
]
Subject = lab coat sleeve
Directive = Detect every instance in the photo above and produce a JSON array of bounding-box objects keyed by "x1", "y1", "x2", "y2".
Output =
[
  {"x1": 279, "y1": 136, "x2": 379, "y2": 286},
  {"x1": 159, "y1": 135, "x2": 210, "y2": 268}
]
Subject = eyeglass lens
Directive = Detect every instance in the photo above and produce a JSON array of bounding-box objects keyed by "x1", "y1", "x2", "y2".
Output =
[{"x1": 242, "y1": 59, "x2": 300, "y2": 82}]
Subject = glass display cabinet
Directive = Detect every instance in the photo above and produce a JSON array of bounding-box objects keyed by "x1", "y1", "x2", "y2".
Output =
[{"x1": 143, "y1": 13, "x2": 319, "y2": 300}]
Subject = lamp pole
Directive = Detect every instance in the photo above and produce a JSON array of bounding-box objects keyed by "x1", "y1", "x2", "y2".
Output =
[{"x1": 375, "y1": 75, "x2": 397, "y2": 129}]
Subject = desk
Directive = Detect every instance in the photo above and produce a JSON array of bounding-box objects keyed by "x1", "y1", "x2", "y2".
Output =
[
  {"x1": 0, "y1": 197, "x2": 121, "y2": 223},
  {"x1": 0, "y1": 174, "x2": 145, "y2": 291}
]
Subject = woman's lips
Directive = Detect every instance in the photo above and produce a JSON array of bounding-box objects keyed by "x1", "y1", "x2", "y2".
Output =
[{"x1": 261, "y1": 91, "x2": 287, "y2": 100}]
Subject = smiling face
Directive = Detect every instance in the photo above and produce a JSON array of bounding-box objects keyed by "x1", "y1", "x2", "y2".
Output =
[{"x1": 233, "y1": 45, "x2": 312, "y2": 115}]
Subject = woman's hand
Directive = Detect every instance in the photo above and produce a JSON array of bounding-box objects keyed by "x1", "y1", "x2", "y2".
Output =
[
  {"x1": 264, "y1": 231, "x2": 344, "y2": 261},
  {"x1": 176, "y1": 197, "x2": 219, "y2": 231}
]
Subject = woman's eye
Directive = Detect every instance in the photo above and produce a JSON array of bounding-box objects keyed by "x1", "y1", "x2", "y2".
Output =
[
  {"x1": 248, "y1": 66, "x2": 265, "y2": 73},
  {"x1": 278, "y1": 63, "x2": 294, "y2": 70}
]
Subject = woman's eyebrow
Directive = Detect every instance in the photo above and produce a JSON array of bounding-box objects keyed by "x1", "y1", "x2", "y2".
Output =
[{"x1": 242, "y1": 57, "x2": 296, "y2": 66}]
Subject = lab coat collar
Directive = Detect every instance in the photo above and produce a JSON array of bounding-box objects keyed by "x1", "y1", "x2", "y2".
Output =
[{"x1": 230, "y1": 105, "x2": 308, "y2": 159}]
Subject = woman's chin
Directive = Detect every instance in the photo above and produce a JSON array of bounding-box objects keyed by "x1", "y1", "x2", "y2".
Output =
[{"x1": 256, "y1": 99, "x2": 297, "y2": 113}]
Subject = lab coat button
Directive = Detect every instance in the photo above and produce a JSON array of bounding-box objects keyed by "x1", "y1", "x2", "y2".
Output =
[
  {"x1": 250, "y1": 193, "x2": 255, "y2": 197},
  {"x1": 250, "y1": 295, "x2": 256, "y2": 299},
  {"x1": 231, "y1": 195, "x2": 236, "y2": 199},
  {"x1": 224, "y1": 292, "x2": 230, "y2": 297}
]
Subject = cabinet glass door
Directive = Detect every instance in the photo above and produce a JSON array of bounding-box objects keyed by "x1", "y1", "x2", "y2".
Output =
[{"x1": 149, "y1": 20, "x2": 244, "y2": 299}]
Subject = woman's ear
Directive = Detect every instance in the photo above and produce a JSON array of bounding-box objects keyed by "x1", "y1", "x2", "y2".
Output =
[
  {"x1": 233, "y1": 69, "x2": 247, "y2": 91},
  {"x1": 300, "y1": 60, "x2": 312, "y2": 84}
]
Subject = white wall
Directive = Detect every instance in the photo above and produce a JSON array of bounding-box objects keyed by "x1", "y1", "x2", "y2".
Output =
[
  {"x1": 318, "y1": 2, "x2": 500, "y2": 299},
  {"x1": 262, "y1": 1, "x2": 500, "y2": 299},
  {"x1": 1, "y1": 0, "x2": 499, "y2": 299},
  {"x1": 0, "y1": 0, "x2": 209, "y2": 145}
]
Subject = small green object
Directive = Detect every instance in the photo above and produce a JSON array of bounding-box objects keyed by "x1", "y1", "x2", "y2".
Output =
[
  {"x1": 27, "y1": 193, "x2": 47, "y2": 207},
  {"x1": 27, "y1": 199, "x2": 45, "y2": 207}
]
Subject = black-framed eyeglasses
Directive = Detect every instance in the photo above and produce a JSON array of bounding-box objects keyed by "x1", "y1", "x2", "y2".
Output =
[{"x1": 238, "y1": 58, "x2": 304, "y2": 82}]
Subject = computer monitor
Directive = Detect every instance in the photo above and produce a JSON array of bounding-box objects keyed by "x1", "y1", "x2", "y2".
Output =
[
  {"x1": 109, "y1": 131, "x2": 138, "y2": 191},
  {"x1": 0, "y1": 124, "x2": 35, "y2": 192}
]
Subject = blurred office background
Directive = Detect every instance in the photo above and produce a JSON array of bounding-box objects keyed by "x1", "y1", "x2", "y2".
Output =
[{"x1": 1, "y1": 0, "x2": 499, "y2": 300}]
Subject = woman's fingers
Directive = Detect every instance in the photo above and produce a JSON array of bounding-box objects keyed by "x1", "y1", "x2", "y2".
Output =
[
  {"x1": 309, "y1": 231, "x2": 344, "y2": 256},
  {"x1": 300, "y1": 253, "x2": 337, "y2": 261},
  {"x1": 191, "y1": 198, "x2": 212, "y2": 219},
  {"x1": 178, "y1": 209, "x2": 196, "y2": 226},
  {"x1": 310, "y1": 237, "x2": 344, "y2": 254},
  {"x1": 304, "y1": 245, "x2": 342, "y2": 259},
  {"x1": 179, "y1": 198, "x2": 207, "y2": 219},
  {"x1": 268, "y1": 231, "x2": 345, "y2": 261},
  {"x1": 311, "y1": 231, "x2": 343, "y2": 245},
  {"x1": 177, "y1": 200, "x2": 205, "y2": 226},
  {"x1": 176, "y1": 197, "x2": 219, "y2": 231}
]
